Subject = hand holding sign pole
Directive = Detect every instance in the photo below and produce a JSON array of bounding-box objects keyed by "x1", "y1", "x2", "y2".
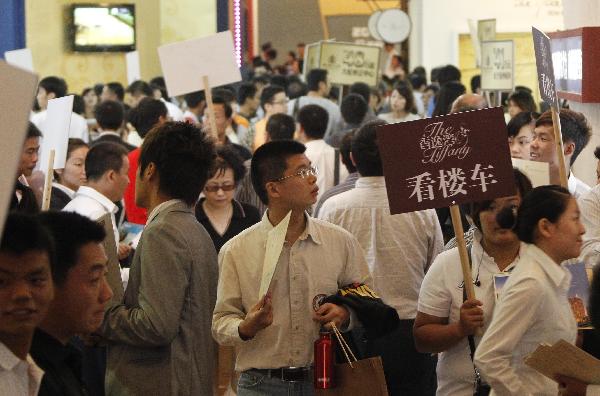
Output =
[{"x1": 532, "y1": 26, "x2": 568, "y2": 188}]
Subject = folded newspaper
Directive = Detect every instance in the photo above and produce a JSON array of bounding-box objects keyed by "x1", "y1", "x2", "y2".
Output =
[{"x1": 524, "y1": 339, "x2": 600, "y2": 384}]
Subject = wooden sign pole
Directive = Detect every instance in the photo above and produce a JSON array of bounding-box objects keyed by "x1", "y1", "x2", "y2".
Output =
[
  {"x1": 551, "y1": 108, "x2": 569, "y2": 188},
  {"x1": 450, "y1": 204, "x2": 483, "y2": 336},
  {"x1": 202, "y1": 75, "x2": 218, "y2": 141},
  {"x1": 41, "y1": 149, "x2": 55, "y2": 211}
]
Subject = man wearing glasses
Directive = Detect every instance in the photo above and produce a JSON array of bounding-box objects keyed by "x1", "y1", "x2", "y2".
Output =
[{"x1": 213, "y1": 140, "x2": 371, "y2": 395}]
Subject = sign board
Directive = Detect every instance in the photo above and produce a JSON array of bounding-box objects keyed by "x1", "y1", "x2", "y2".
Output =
[
  {"x1": 158, "y1": 31, "x2": 241, "y2": 97},
  {"x1": 125, "y1": 50, "x2": 141, "y2": 85},
  {"x1": 478, "y1": 19, "x2": 496, "y2": 42},
  {"x1": 303, "y1": 42, "x2": 321, "y2": 75},
  {"x1": 481, "y1": 40, "x2": 514, "y2": 91},
  {"x1": 533, "y1": 26, "x2": 560, "y2": 110},
  {"x1": 468, "y1": 19, "x2": 482, "y2": 67},
  {"x1": 0, "y1": 62, "x2": 38, "y2": 238},
  {"x1": 307, "y1": 41, "x2": 381, "y2": 87},
  {"x1": 376, "y1": 107, "x2": 515, "y2": 214},
  {"x1": 4, "y1": 48, "x2": 34, "y2": 72},
  {"x1": 39, "y1": 96, "x2": 73, "y2": 170},
  {"x1": 97, "y1": 213, "x2": 124, "y2": 303},
  {"x1": 511, "y1": 158, "x2": 550, "y2": 187}
]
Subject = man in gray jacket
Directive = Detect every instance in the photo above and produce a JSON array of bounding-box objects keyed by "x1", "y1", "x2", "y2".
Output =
[{"x1": 100, "y1": 122, "x2": 218, "y2": 395}]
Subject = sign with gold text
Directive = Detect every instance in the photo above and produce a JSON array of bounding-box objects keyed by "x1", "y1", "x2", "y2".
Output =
[
  {"x1": 376, "y1": 107, "x2": 516, "y2": 214},
  {"x1": 533, "y1": 26, "x2": 560, "y2": 110}
]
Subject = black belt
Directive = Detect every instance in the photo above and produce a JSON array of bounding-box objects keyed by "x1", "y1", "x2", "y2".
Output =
[{"x1": 248, "y1": 366, "x2": 312, "y2": 382}]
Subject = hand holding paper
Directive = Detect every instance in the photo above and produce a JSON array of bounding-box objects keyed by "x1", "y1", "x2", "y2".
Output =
[{"x1": 238, "y1": 293, "x2": 273, "y2": 340}]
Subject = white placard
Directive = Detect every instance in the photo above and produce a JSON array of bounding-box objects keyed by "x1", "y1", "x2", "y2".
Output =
[
  {"x1": 481, "y1": 40, "x2": 514, "y2": 91},
  {"x1": 39, "y1": 96, "x2": 73, "y2": 171},
  {"x1": 259, "y1": 211, "x2": 292, "y2": 298},
  {"x1": 478, "y1": 19, "x2": 496, "y2": 42},
  {"x1": 4, "y1": 48, "x2": 34, "y2": 72},
  {"x1": 0, "y1": 61, "x2": 38, "y2": 238},
  {"x1": 468, "y1": 19, "x2": 481, "y2": 67},
  {"x1": 512, "y1": 158, "x2": 550, "y2": 187},
  {"x1": 158, "y1": 31, "x2": 241, "y2": 97},
  {"x1": 125, "y1": 50, "x2": 141, "y2": 85}
]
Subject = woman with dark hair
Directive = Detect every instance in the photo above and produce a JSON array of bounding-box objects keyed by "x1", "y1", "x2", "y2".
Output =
[
  {"x1": 82, "y1": 87, "x2": 98, "y2": 120},
  {"x1": 195, "y1": 146, "x2": 260, "y2": 252},
  {"x1": 379, "y1": 81, "x2": 420, "y2": 124},
  {"x1": 432, "y1": 81, "x2": 466, "y2": 117},
  {"x1": 414, "y1": 169, "x2": 532, "y2": 396},
  {"x1": 475, "y1": 185, "x2": 585, "y2": 395},
  {"x1": 50, "y1": 138, "x2": 89, "y2": 210},
  {"x1": 507, "y1": 111, "x2": 538, "y2": 159},
  {"x1": 507, "y1": 90, "x2": 537, "y2": 118}
]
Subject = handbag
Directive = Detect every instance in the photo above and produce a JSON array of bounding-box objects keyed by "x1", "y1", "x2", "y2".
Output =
[{"x1": 315, "y1": 323, "x2": 389, "y2": 396}]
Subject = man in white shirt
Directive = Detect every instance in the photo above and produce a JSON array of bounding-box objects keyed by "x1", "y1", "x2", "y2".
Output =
[
  {"x1": 31, "y1": 76, "x2": 89, "y2": 143},
  {"x1": 530, "y1": 109, "x2": 591, "y2": 197},
  {"x1": 63, "y1": 142, "x2": 131, "y2": 261},
  {"x1": 296, "y1": 104, "x2": 347, "y2": 206},
  {"x1": 318, "y1": 119, "x2": 443, "y2": 395},
  {"x1": 287, "y1": 69, "x2": 342, "y2": 142},
  {"x1": 0, "y1": 213, "x2": 54, "y2": 396}
]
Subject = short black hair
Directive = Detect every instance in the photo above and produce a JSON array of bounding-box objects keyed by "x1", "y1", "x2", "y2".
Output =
[
  {"x1": 340, "y1": 131, "x2": 357, "y2": 174},
  {"x1": 139, "y1": 122, "x2": 216, "y2": 205},
  {"x1": 128, "y1": 97, "x2": 167, "y2": 138},
  {"x1": 212, "y1": 96, "x2": 233, "y2": 119},
  {"x1": 437, "y1": 65, "x2": 462, "y2": 86},
  {"x1": 306, "y1": 69, "x2": 328, "y2": 92},
  {"x1": 349, "y1": 82, "x2": 371, "y2": 104},
  {"x1": 85, "y1": 142, "x2": 128, "y2": 181},
  {"x1": 72, "y1": 94, "x2": 85, "y2": 115},
  {"x1": 351, "y1": 119, "x2": 387, "y2": 177},
  {"x1": 1, "y1": 212, "x2": 55, "y2": 269},
  {"x1": 536, "y1": 109, "x2": 592, "y2": 165},
  {"x1": 126, "y1": 80, "x2": 152, "y2": 97},
  {"x1": 341, "y1": 93, "x2": 368, "y2": 125},
  {"x1": 39, "y1": 76, "x2": 67, "y2": 98},
  {"x1": 210, "y1": 145, "x2": 246, "y2": 184},
  {"x1": 508, "y1": 90, "x2": 537, "y2": 113},
  {"x1": 260, "y1": 84, "x2": 285, "y2": 111},
  {"x1": 595, "y1": 146, "x2": 600, "y2": 161},
  {"x1": 184, "y1": 91, "x2": 205, "y2": 109},
  {"x1": 37, "y1": 211, "x2": 105, "y2": 287},
  {"x1": 150, "y1": 76, "x2": 168, "y2": 99},
  {"x1": 105, "y1": 82, "x2": 125, "y2": 101},
  {"x1": 507, "y1": 112, "x2": 536, "y2": 138},
  {"x1": 251, "y1": 140, "x2": 306, "y2": 205},
  {"x1": 212, "y1": 87, "x2": 236, "y2": 104},
  {"x1": 470, "y1": 75, "x2": 481, "y2": 93},
  {"x1": 27, "y1": 122, "x2": 43, "y2": 139},
  {"x1": 237, "y1": 82, "x2": 258, "y2": 106},
  {"x1": 409, "y1": 73, "x2": 427, "y2": 90},
  {"x1": 266, "y1": 113, "x2": 296, "y2": 141},
  {"x1": 95, "y1": 100, "x2": 124, "y2": 131},
  {"x1": 298, "y1": 104, "x2": 328, "y2": 139}
]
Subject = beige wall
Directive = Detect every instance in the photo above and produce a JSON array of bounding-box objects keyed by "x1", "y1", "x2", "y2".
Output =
[{"x1": 26, "y1": 0, "x2": 216, "y2": 94}]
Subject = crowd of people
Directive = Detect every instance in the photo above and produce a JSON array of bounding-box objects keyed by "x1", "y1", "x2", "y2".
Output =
[{"x1": 4, "y1": 39, "x2": 600, "y2": 396}]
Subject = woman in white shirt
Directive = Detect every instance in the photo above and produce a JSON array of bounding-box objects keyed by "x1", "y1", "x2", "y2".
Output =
[
  {"x1": 414, "y1": 169, "x2": 532, "y2": 396},
  {"x1": 474, "y1": 185, "x2": 585, "y2": 395},
  {"x1": 378, "y1": 81, "x2": 421, "y2": 124}
]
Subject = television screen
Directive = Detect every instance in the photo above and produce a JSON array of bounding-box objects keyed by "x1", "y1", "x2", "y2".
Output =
[{"x1": 71, "y1": 4, "x2": 135, "y2": 52}]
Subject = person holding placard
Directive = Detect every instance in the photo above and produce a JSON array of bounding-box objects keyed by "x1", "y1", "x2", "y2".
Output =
[
  {"x1": 100, "y1": 122, "x2": 218, "y2": 396},
  {"x1": 507, "y1": 112, "x2": 537, "y2": 160},
  {"x1": 378, "y1": 81, "x2": 420, "y2": 124},
  {"x1": 11, "y1": 123, "x2": 42, "y2": 214},
  {"x1": 474, "y1": 186, "x2": 584, "y2": 395},
  {"x1": 414, "y1": 169, "x2": 532, "y2": 396},
  {"x1": 31, "y1": 76, "x2": 89, "y2": 143},
  {"x1": 213, "y1": 140, "x2": 371, "y2": 395},
  {"x1": 50, "y1": 138, "x2": 88, "y2": 210},
  {"x1": 530, "y1": 109, "x2": 591, "y2": 197},
  {"x1": 0, "y1": 213, "x2": 54, "y2": 395}
]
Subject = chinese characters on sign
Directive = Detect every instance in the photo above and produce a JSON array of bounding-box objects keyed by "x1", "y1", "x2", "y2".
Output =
[
  {"x1": 376, "y1": 107, "x2": 515, "y2": 214},
  {"x1": 533, "y1": 26, "x2": 560, "y2": 110},
  {"x1": 481, "y1": 40, "x2": 514, "y2": 91}
]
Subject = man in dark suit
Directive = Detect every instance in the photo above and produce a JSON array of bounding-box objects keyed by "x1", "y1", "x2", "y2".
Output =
[
  {"x1": 100, "y1": 121, "x2": 218, "y2": 395},
  {"x1": 91, "y1": 100, "x2": 136, "y2": 152},
  {"x1": 10, "y1": 122, "x2": 42, "y2": 213}
]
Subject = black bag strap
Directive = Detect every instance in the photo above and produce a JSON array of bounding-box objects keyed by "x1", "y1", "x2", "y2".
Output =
[
  {"x1": 292, "y1": 97, "x2": 302, "y2": 120},
  {"x1": 461, "y1": 243, "x2": 477, "y2": 362},
  {"x1": 334, "y1": 149, "x2": 340, "y2": 186}
]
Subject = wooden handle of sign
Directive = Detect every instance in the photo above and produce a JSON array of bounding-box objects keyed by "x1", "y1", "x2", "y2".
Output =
[
  {"x1": 551, "y1": 108, "x2": 569, "y2": 188},
  {"x1": 449, "y1": 205, "x2": 483, "y2": 337},
  {"x1": 202, "y1": 76, "x2": 218, "y2": 140},
  {"x1": 41, "y1": 149, "x2": 55, "y2": 211}
]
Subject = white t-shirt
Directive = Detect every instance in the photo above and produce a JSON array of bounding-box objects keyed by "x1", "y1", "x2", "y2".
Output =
[{"x1": 417, "y1": 230, "x2": 519, "y2": 396}]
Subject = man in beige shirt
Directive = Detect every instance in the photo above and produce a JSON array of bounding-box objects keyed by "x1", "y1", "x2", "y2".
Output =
[{"x1": 213, "y1": 140, "x2": 371, "y2": 395}]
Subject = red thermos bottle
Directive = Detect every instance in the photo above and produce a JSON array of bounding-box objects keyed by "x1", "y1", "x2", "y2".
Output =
[{"x1": 314, "y1": 331, "x2": 336, "y2": 389}]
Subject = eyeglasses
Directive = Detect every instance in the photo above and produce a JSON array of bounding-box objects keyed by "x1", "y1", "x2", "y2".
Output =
[
  {"x1": 274, "y1": 166, "x2": 318, "y2": 182},
  {"x1": 204, "y1": 183, "x2": 236, "y2": 192}
]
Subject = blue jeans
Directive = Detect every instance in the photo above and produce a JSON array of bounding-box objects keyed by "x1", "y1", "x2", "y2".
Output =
[{"x1": 237, "y1": 370, "x2": 314, "y2": 396}]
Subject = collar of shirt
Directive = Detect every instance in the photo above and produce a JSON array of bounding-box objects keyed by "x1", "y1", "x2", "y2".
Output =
[
  {"x1": 355, "y1": 176, "x2": 386, "y2": 189},
  {"x1": 304, "y1": 139, "x2": 328, "y2": 151},
  {"x1": 0, "y1": 341, "x2": 44, "y2": 383},
  {"x1": 96, "y1": 130, "x2": 121, "y2": 139},
  {"x1": 146, "y1": 199, "x2": 185, "y2": 225},
  {"x1": 260, "y1": 210, "x2": 322, "y2": 245},
  {"x1": 75, "y1": 186, "x2": 117, "y2": 214},
  {"x1": 197, "y1": 198, "x2": 247, "y2": 221},
  {"x1": 526, "y1": 243, "x2": 570, "y2": 287},
  {"x1": 17, "y1": 174, "x2": 29, "y2": 187},
  {"x1": 52, "y1": 182, "x2": 76, "y2": 199}
]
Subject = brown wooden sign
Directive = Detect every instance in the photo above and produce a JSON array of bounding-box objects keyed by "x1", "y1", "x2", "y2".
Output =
[{"x1": 376, "y1": 107, "x2": 516, "y2": 215}]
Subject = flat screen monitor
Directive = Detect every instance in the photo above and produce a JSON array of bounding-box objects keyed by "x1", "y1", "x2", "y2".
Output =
[{"x1": 70, "y1": 4, "x2": 136, "y2": 52}]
